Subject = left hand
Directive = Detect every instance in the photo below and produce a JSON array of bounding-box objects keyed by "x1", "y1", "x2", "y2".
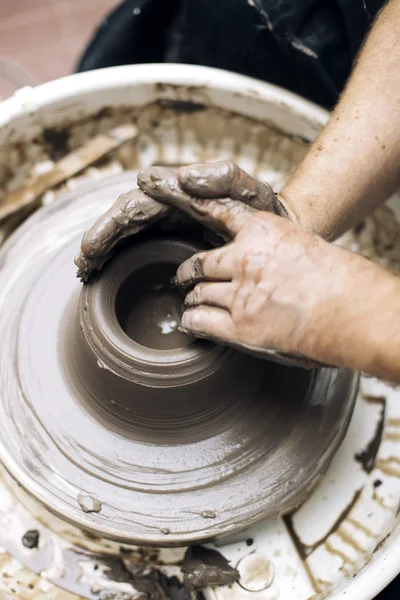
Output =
[{"x1": 75, "y1": 161, "x2": 281, "y2": 281}]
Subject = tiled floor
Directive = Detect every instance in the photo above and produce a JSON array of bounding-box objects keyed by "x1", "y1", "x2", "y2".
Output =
[{"x1": 0, "y1": 0, "x2": 117, "y2": 98}]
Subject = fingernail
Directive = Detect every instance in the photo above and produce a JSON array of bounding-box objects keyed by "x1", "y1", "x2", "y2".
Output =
[
  {"x1": 178, "y1": 325, "x2": 189, "y2": 334},
  {"x1": 74, "y1": 252, "x2": 82, "y2": 269}
]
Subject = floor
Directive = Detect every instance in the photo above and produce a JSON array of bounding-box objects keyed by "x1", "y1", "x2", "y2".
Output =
[{"x1": 0, "y1": 0, "x2": 117, "y2": 99}]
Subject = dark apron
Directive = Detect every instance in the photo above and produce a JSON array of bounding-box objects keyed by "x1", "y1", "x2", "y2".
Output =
[
  {"x1": 77, "y1": 0, "x2": 384, "y2": 109},
  {"x1": 77, "y1": 2, "x2": 398, "y2": 597}
]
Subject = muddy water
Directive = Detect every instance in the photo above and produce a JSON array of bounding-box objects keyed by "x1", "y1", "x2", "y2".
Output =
[{"x1": 115, "y1": 262, "x2": 192, "y2": 350}]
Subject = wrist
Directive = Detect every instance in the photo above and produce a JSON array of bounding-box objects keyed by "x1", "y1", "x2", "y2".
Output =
[
  {"x1": 275, "y1": 191, "x2": 300, "y2": 224},
  {"x1": 277, "y1": 187, "x2": 337, "y2": 240},
  {"x1": 309, "y1": 259, "x2": 400, "y2": 379}
]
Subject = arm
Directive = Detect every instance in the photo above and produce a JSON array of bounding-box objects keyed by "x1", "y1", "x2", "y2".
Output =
[
  {"x1": 280, "y1": 0, "x2": 400, "y2": 240},
  {"x1": 174, "y1": 1, "x2": 400, "y2": 240},
  {"x1": 76, "y1": 2, "x2": 400, "y2": 278}
]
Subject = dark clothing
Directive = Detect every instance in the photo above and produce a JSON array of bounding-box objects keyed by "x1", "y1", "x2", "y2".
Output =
[
  {"x1": 77, "y1": 0, "x2": 384, "y2": 109},
  {"x1": 76, "y1": 1, "x2": 398, "y2": 597}
]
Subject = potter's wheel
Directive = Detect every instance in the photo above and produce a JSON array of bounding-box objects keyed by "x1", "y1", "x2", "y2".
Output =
[{"x1": 0, "y1": 171, "x2": 358, "y2": 546}]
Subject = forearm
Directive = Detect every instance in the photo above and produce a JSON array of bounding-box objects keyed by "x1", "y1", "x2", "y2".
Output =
[
  {"x1": 280, "y1": 0, "x2": 400, "y2": 240},
  {"x1": 309, "y1": 261, "x2": 400, "y2": 381}
]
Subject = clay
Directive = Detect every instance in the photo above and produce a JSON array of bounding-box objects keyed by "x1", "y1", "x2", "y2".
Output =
[
  {"x1": 354, "y1": 402, "x2": 385, "y2": 473},
  {"x1": 136, "y1": 165, "x2": 323, "y2": 369},
  {"x1": 115, "y1": 262, "x2": 191, "y2": 350},
  {"x1": 4, "y1": 515, "x2": 197, "y2": 600},
  {"x1": 121, "y1": 557, "x2": 205, "y2": 599},
  {"x1": 283, "y1": 489, "x2": 362, "y2": 560},
  {"x1": 137, "y1": 166, "x2": 242, "y2": 240},
  {"x1": 42, "y1": 127, "x2": 70, "y2": 161},
  {"x1": 0, "y1": 172, "x2": 359, "y2": 546},
  {"x1": 75, "y1": 187, "x2": 169, "y2": 282},
  {"x1": 176, "y1": 160, "x2": 287, "y2": 216},
  {"x1": 21, "y1": 530, "x2": 39, "y2": 549},
  {"x1": 155, "y1": 99, "x2": 207, "y2": 113},
  {"x1": 75, "y1": 161, "x2": 281, "y2": 282},
  {"x1": 78, "y1": 493, "x2": 102, "y2": 514},
  {"x1": 182, "y1": 546, "x2": 239, "y2": 594},
  {"x1": 0, "y1": 124, "x2": 138, "y2": 225}
]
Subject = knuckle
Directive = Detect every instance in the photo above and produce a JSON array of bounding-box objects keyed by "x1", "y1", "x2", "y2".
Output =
[
  {"x1": 223, "y1": 160, "x2": 236, "y2": 179},
  {"x1": 241, "y1": 249, "x2": 266, "y2": 281},
  {"x1": 214, "y1": 250, "x2": 225, "y2": 267},
  {"x1": 233, "y1": 285, "x2": 251, "y2": 310},
  {"x1": 203, "y1": 248, "x2": 223, "y2": 273},
  {"x1": 242, "y1": 247, "x2": 263, "y2": 267}
]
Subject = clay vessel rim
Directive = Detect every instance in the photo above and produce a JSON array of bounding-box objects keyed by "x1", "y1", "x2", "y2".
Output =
[{"x1": 79, "y1": 237, "x2": 231, "y2": 385}]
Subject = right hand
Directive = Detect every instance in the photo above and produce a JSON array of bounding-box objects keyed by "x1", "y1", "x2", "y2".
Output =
[{"x1": 137, "y1": 169, "x2": 394, "y2": 374}]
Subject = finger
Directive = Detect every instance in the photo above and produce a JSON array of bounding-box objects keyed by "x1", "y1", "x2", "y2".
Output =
[
  {"x1": 180, "y1": 306, "x2": 236, "y2": 342},
  {"x1": 138, "y1": 166, "x2": 255, "y2": 238},
  {"x1": 80, "y1": 188, "x2": 166, "y2": 259},
  {"x1": 175, "y1": 245, "x2": 235, "y2": 287},
  {"x1": 75, "y1": 250, "x2": 113, "y2": 282},
  {"x1": 75, "y1": 189, "x2": 167, "y2": 280},
  {"x1": 178, "y1": 160, "x2": 280, "y2": 212},
  {"x1": 185, "y1": 282, "x2": 236, "y2": 311}
]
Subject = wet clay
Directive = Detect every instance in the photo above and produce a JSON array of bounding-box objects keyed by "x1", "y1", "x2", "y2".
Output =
[
  {"x1": 181, "y1": 546, "x2": 239, "y2": 594},
  {"x1": 0, "y1": 172, "x2": 359, "y2": 546},
  {"x1": 75, "y1": 161, "x2": 282, "y2": 281},
  {"x1": 115, "y1": 262, "x2": 191, "y2": 350},
  {"x1": 21, "y1": 530, "x2": 40, "y2": 549},
  {"x1": 78, "y1": 493, "x2": 102, "y2": 514}
]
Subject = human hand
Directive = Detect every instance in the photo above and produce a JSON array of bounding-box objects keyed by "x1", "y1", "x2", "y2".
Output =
[
  {"x1": 74, "y1": 188, "x2": 169, "y2": 281},
  {"x1": 138, "y1": 165, "x2": 385, "y2": 369},
  {"x1": 75, "y1": 161, "x2": 284, "y2": 281}
]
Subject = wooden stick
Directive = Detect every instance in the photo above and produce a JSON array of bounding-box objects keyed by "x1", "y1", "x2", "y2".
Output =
[{"x1": 0, "y1": 124, "x2": 138, "y2": 223}]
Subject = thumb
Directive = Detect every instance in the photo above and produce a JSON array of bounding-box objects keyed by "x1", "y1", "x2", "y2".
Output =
[{"x1": 137, "y1": 166, "x2": 255, "y2": 238}]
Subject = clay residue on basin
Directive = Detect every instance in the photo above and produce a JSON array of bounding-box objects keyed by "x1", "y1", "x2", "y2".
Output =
[{"x1": 0, "y1": 98, "x2": 309, "y2": 231}]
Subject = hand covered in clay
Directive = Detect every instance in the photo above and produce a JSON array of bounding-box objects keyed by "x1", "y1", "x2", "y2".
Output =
[
  {"x1": 75, "y1": 161, "x2": 282, "y2": 281},
  {"x1": 74, "y1": 188, "x2": 170, "y2": 281},
  {"x1": 139, "y1": 165, "x2": 390, "y2": 370}
]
